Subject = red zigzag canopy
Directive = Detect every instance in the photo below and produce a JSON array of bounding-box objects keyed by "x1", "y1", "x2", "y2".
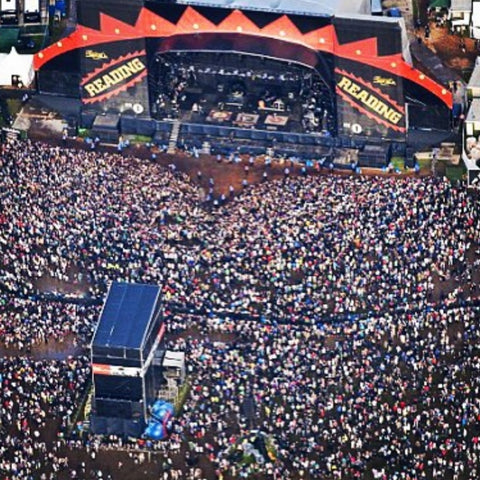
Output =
[{"x1": 34, "y1": 6, "x2": 453, "y2": 108}]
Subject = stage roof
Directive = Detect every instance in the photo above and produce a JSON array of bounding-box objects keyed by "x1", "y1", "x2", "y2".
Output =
[
  {"x1": 172, "y1": 0, "x2": 371, "y2": 17},
  {"x1": 92, "y1": 282, "x2": 161, "y2": 350}
]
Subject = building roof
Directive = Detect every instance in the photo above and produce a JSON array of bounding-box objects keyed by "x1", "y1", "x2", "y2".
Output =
[
  {"x1": 466, "y1": 97, "x2": 480, "y2": 122},
  {"x1": 468, "y1": 58, "x2": 480, "y2": 90},
  {"x1": 450, "y1": 0, "x2": 471, "y2": 11},
  {"x1": 173, "y1": 0, "x2": 371, "y2": 17},
  {"x1": 92, "y1": 282, "x2": 161, "y2": 350},
  {"x1": 163, "y1": 351, "x2": 185, "y2": 369}
]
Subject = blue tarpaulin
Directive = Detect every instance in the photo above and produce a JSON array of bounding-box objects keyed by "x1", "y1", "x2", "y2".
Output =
[
  {"x1": 151, "y1": 400, "x2": 174, "y2": 422},
  {"x1": 387, "y1": 7, "x2": 402, "y2": 17},
  {"x1": 144, "y1": 401, "x2": 174, "y2": 440},
  {"x1": 144, "y1": 422, "x2": 166, "y2": 440}
]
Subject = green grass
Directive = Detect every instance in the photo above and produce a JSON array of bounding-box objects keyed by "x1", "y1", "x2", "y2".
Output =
[
  {"x1": 412, "y1": 0, "x2": 419, "y2": 22},
  {"x1": 49, "y1": 18, "x2": 68, "y2": 44},
  {"x1": 0, "y1": 27, "x2": 19, "y2": 52},
  {"x1": 77, "y1": 128, "x2": 91, "y2": 138},
  {"x1": 445, "y1": 164, "x2": 466, "y2": 182},
  {"x1": 174, "y1": 380, "x2": 190, "y2": 415},
  {"x1": 6, "y1": 99, "x2": 22, "y2": 117},
  {"x1": 391, "y1": 156, "x2": 406, "y2": 171},
  {"x1": 65, "y1": 383, "x2": 92, "y2": 436},
  {"x1": 16, "y1": 35, "x2": 44, "y2": 54},
  {"x1": 417, "y1": 156, "x2": 432, "y2": 171},
  {"x1": 124, "y1": 134, "x2": 153, "y2": 144}
]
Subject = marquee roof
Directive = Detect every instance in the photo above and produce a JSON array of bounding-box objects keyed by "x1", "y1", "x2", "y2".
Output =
[
  {"x1": 0, "y1": 47, "x2": 34, "y2": 87},
  {"x1": 173, "y1": 0, "x2": 371, "y2": 17}
]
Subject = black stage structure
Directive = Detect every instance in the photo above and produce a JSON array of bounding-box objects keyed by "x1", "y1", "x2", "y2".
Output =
[
  {"x1": 34, "y1": 0, "x2": 454, "y2": 167},
  {"x1": 90, "y1": 282, "x2": 165, "y2": 437}
]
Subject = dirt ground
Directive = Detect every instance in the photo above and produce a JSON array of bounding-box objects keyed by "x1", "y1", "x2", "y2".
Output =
[{"x1": 26, "y1": 131, "x2": 426, "y2": 201}]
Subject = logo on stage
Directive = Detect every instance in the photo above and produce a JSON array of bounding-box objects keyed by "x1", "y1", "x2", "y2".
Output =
[
  {"x1": 335, "y1": 69, "x2": 405, "y2": 133},
  {"x1": 81, "y1": 50, "x2": 147, "y2": 104},
  {"x1": 85, "y1": 50, "x2": 108, "y2": 60},
  {"x1": 373, "y1": 76, "x2": 396, "y2": 87}
]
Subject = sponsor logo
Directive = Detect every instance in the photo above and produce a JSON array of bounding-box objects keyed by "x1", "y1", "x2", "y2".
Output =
[
  {"x1": 373, "y1": 76, "x2": 396, "y2": 87},
  {"x1": 92, "y1": 363, "x2": 141, "y2": 377},
  {"x1": 85, "y1": 50, "x2": 109, "y2": 60},
  {"x1": 351, "y1": 123, "x2": 363, "y2": 134},
  {"x1": 336, "y1": 69, "x2": 405, "y2": 132},
  {"x1": 81, "y1": 50, "x2": 147, "y2": 104},
  {"x1": 123, "y1": 102, "x2": 145, "y2": 115}
]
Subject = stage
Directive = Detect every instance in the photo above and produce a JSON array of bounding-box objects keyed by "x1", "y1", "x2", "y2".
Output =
[
  {"x1": 150, "y1": 50, "x2": 336, "y2": 138},
  {"x1": 32, "y1": 0, "x2": 456, "y2": 168}
]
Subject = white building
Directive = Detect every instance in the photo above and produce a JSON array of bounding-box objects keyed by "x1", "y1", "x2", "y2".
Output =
[
  {"x1": 463, "y1": 57, "x2": 480, "y2": 183},
  {"x1": 471, "y1": 0, "x2": 480, "y2": 38},
  {"x1": 449, "y1": 0, "x2": 472, "y2": 33}
]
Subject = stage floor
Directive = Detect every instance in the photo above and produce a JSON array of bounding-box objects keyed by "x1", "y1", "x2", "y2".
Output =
[{"x1": 153, "y1": 86, "x2": 330, "y2": 137}]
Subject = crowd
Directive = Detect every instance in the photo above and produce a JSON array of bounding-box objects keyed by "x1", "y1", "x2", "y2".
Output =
[
  {"x1": 61, "y1": 307, "x2": 480, "y2": 480},
  {"x1": 0, "y1": 295, "x2": 98, "y2": 352},
  {"x1": 1, "y1": 137, "x2": 480, "y2": 479},
  {"x1": 3, "y1": 304, "x2": 480, "y2": 480},
  {"x1": 1, "y1": 138, "x2": 479, "y2": 321},
  {"x1": 150, "y1": 307, "x2": 480, "y2": 480},
  {"x1": 0, "y1": 355, "x2": 90, "y2": 479}
]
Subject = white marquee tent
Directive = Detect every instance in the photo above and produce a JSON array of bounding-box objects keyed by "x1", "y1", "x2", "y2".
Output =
[{"x1": 0, "y1": 47, "x2": 34, "y2": 87}]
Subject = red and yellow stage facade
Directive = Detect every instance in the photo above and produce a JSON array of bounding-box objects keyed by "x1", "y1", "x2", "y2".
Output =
[{"x1": 34, "y1": 0, "x2": 453, "y2": 140}]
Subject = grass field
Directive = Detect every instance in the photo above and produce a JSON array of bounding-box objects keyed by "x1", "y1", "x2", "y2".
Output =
[{"x1": 445, "y1": 164, "x2": 466, "y2": 182}]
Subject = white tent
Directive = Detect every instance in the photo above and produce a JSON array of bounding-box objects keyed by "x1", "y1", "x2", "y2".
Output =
[
  {"x1": 0, "y1": 47, "x2": 34, "y2": 87},
  {"x1": 162, "y1": 351, "x2": 186, "y2": 381}
]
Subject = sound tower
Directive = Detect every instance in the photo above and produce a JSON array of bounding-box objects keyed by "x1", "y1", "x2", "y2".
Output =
[{"x1": 90, "y1": 282, "x2": 165, "y2": 436}]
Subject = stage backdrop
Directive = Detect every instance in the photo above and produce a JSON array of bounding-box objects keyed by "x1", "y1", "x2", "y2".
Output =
[{"x1": 34, "y1": 0, "x2": 453, "y2": 140}]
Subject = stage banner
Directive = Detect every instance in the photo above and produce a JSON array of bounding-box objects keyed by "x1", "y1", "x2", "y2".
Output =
[
  {"x1": 80, "y1": 39, "x2": 150, "y2": 116},
  {"x1": 333, "y1": 17, "x2": 406, "y2": 140},
  {"x1": 334, "y1": 60, "x2": 406, "y2": 139}
]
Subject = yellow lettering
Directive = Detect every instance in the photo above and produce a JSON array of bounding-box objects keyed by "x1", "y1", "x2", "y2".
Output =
[
  {"x1": 83, "y1": 56, "x2": 146, "y2": 99},
  {"x1": 102, "y1": 74, "x2": 116, "y2": 89},
  {"x1": 338, "y1": 76, "x2": 352, "y2": 90},
  {"x1": 93, "y1": 78, "x2": 106, "y2": 93},
  {"x1": 356, "y1": 90, "x2": 369, "y2": 102},
  {"x1": 118, "y1": 65, "x2": 134, "y2": 77},
  {"x1": 130, "y1": 58, "x2": 145, "y2": 71},
  {"x1": 109, "y1": 69, "x2": 126, "y2": 82},
  {"x1": 387, "y1": 112, "x2": 402, "y2": 124},
  {"x1": 365, "y1": 96, "x2": 379, "y2": 110},
  {"x1": 375, "y1": 103, "x2": 389, "y2": 117},
  {"x1": 84, "y1": 83, "x2": 98, "y2": 97},
  {"x1": 338, "y1": 74, "x2": 404, "y2": 125},
  {"x1": 348, "y1": 84, "x2": 361, "y2": 97}
]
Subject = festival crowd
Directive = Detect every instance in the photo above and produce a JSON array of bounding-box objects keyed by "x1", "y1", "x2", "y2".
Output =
[
  {"x1": 0, "y1": 355, "x2": 90, "y2": 479},
  {"x1": 0, "y1": 138, "x2": 479, "y2": 479},
  {"x1": 161, "y1": 308, "x2": 480, "y2": 480},
  {"x1": 1, "y1": 139, "x2": 479, "y2": 319}
]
